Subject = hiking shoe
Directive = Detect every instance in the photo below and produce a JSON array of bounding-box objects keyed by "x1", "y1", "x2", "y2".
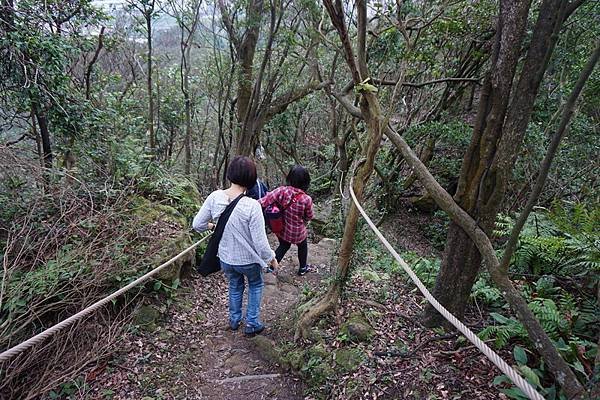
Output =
[
  {"x1": 244, "y1": 326, "x2": 265, "y2": 337},
  {"x1": 297, "y1": 265, "x2": 315, "y2": 276},
  {"x1": 221, "y1": 321, "x2": 241, "y2": 331}
]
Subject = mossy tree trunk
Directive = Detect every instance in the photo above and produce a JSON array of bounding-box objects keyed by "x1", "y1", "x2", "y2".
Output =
[{"x1": 219, "y1": 0, "x2": 329, "y2": 157}]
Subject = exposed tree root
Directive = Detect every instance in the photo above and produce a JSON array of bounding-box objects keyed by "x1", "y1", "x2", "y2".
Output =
[{"x1": 295, "y1": 284, "x2": 340, "y2": 340}]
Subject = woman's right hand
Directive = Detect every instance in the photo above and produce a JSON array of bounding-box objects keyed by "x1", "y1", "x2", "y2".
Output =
[{"x1": 270, "y1": 258, "x2": 279, "y2": 270}]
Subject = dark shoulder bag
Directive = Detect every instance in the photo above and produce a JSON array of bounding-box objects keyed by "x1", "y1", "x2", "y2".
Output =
[{"x1": 197, "y1": 193, "x2": 245, "y2": 276}]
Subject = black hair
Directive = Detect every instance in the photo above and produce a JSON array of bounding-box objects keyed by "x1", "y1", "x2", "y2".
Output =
[
  {"x1": 227, "y1": 156, "x2": 257, "y2": 189},
  {"x1": 286, "y1": 165, "x2": 310, "y2": 192}
]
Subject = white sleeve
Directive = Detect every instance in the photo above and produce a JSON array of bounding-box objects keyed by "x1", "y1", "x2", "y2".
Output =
[{"x1": 192, "y1": 192, "x2": 214, "y2": 232}]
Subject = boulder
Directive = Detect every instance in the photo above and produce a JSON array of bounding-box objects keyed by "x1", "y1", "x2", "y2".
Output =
[
  {"x1": 307, "y1": 361, "x2": 334, "y2": 386},
  {"x1": 251, "y1": 335, "x2": 280, "y2": 364},
  {"x1": 317, "y1": 238, "x2": 337, "y2": 252},
  {"x1": 134, "y1": 305, "x2": 160, "y2": 332},
  {"x1": 340, "y1": 313, "x2": 373, "y2": 342},
  {"x1": 312, "y1": 200, "x2": 333, "y2": 225},
  {"x1": 224, "y1": 353, "x2": 248, "y2": 375},
  {"x1": 284, "y1": 351, "x2": 304, "y2": 371},
  {"x1": 409, "y1": 193, "x2": 437, "y2": 212},
  {"x1": 307, "y1": 343, "x2": 329, "y2": 360},
  {"x1": 154, "y1": 231, "x2": 195, "y2": 283},
  {"x1": 334, "y1": 348, "x2": 365, "y2": 372},
  {"x1": 129, "y1": 195, "x2": 196, "y2": 283}
]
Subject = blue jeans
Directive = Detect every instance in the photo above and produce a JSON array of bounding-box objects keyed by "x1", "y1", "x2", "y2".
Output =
[{"x1": 220, "y1": 261, "x2": 264, "y2": 333}]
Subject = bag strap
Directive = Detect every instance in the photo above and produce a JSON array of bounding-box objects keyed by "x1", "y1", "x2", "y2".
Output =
[
  {"x1": 282, "y1": 191, "x2": 303, "y2": 211},
  {"x1": 212, "y1": 193, "x2": 245, "y2": 242}
]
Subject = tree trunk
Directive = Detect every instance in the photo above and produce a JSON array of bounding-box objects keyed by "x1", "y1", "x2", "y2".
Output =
[
  {"x1": 228, "y1": 0, "x2": 263, "y2": 156},
  {"x1": 403, "y1": 135, "x2": 435, "y2": 190},
  {"x1": 323, "y1": 2, "x2": 594, "y2": 397},
  {"x1": 220, "y1": 0, "x2": 325, "y2": 157},
  {"x1": 424, "y1": 0, "x2": 576, "y2": 326},
  {"x1": 184, "y1": 51, "x2": 192, "y2": 175},
  {"x1": 32, "y1": 102, "x2": 52, "y2": 170},
  {"x1": 145, "y1": 6, "x2": 155, "y2": 153},
  {"x1": 85, "y1": 26, "x2": 105, "y2": 100},
  {"x1": 383, "y1": 119, "x2": 589, "y2": 399},
  {"x1": 30, "y1": 107, "x2": 44, "y2": 169},
  {"x1": 382, "y1": 40, "x2": 598, "y2": 396},
  {"x1": 295, "y1": 100, "x2": 383, "y2": 339}
]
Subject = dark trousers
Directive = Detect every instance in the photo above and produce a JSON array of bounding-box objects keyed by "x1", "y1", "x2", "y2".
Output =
[{"x1": 275, "y1": 237, "x2": 308, "y2": 271}]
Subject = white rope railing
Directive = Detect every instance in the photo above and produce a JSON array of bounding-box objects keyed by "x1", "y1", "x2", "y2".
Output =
[
  {"x1": 0, "y1": 235, "x2": 210, "y2": 363},
  {"x1": 348, "y1": 181, "x2": 544, "y2": 400}
]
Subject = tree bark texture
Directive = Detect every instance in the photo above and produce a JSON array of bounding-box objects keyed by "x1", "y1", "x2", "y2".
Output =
[
  {"x1": 498, "y1": 39, "x2": 600, "y2": 273},
  {"x1": 220, "y1": 0, "x2": 327, "y2": 157},
  {"x1": 85, "y1": 26, "x2": 105, "y2": 100},
  {"x1": 178, "y1": 0, "x2": 203, "y2": 174},
  {"x1": 384, "y1": 119, "x2": 589, "y2": 399},
  {"x1": 384, "y1": 37, "x2": 600, "y2": 393},
  {"x1": 219, "y1": 0, "x2": 263, "y2": 156}
]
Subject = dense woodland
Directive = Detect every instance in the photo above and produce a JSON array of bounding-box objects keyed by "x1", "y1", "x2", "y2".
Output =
[{"x1": 0, "y1": 0, "x2": 599, "y2": 399}]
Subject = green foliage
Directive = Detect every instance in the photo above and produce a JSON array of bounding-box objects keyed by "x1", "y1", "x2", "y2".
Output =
[
  {"x1": 471, "y1": 277, "x2": 503, "y2": 307},
  {"x1": 493, "y1": 343, "x2": 569, "y2": 400},
  {"x1": 464, "y1": 204, "x2": 599, "y2": 397},
  {"x1": 403, "y1": 253, "x2": 440, "y2": 289},
  {"x1": 137, "y1": 167, "x2": 201, "y2": 218},
  {"x1": 424, "y1": 210, "x2": 450, "y2": 251},
  {"x1": 48, "y1": 377, "x2": 88, "y2": 400},
  {"x1": 497, "y1": 203, "x2": 600, "y2": 278},
  {"x1": 3, "y1": 247, "x2": 90, "y2": 318},
  {"x1": 473, "y1": 204, "x2": 600, "y2": 399}
]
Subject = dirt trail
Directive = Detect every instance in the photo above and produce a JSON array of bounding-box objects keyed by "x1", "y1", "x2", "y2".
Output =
[{"x1": 89, "y1": 237, "x2": 336, "y2": 400}]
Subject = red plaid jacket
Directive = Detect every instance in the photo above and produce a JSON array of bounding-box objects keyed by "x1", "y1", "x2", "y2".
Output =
[{"x1": 259, "y1": 186, "x2": 314, "y2": 244}]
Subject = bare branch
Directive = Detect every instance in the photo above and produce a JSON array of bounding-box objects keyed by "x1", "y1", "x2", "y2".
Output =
[
  {"x1": 265, "y1": 80, "x2": 331, "y2": 120},
  {"x1": 85, "y1": 26, "x2": 105, "y2": 100}
]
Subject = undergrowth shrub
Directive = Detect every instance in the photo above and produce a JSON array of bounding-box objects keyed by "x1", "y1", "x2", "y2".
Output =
[
  {"x1": 0, "y1": 151, "x2": 200, "y2": 398},
  {"x1": 423, "y1": 210, "x2": 450, "y2": 251},
  {"x1": 482, "y1": 202, "x2": 599, "y2": 398}
]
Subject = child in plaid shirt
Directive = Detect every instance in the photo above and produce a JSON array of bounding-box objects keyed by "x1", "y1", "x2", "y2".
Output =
[{"x1": 259, "y1": 166, "x2": 314, "y2": 275}]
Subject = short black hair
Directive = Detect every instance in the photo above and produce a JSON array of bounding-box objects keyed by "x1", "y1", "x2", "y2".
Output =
[
  {"x1": 286, "y1": 165, "x2": 310, "y2": 192},
  {"x1": 227, "y1": 156, "x2": 257, "y2": 189}
]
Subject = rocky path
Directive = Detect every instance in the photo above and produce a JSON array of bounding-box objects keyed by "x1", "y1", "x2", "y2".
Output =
[{"x1": 88, "y1": 237, "x2": 336, "y2": 400}]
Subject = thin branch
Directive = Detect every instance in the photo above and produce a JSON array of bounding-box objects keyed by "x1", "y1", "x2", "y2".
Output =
[
  {"x1": 373, "y1": 77, "x2": 482, "y2": 88},
  {"x1": 85, "y1": 26, "x2": 105, "y2": 100},
  {"x1": 4, "y1": 133, "x2": 32, "y2": 147}
]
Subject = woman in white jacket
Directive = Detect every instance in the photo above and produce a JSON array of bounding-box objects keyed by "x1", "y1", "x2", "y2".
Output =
[{"x1": 193, "y1": 156, "x2": 278, "y2": 336}]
